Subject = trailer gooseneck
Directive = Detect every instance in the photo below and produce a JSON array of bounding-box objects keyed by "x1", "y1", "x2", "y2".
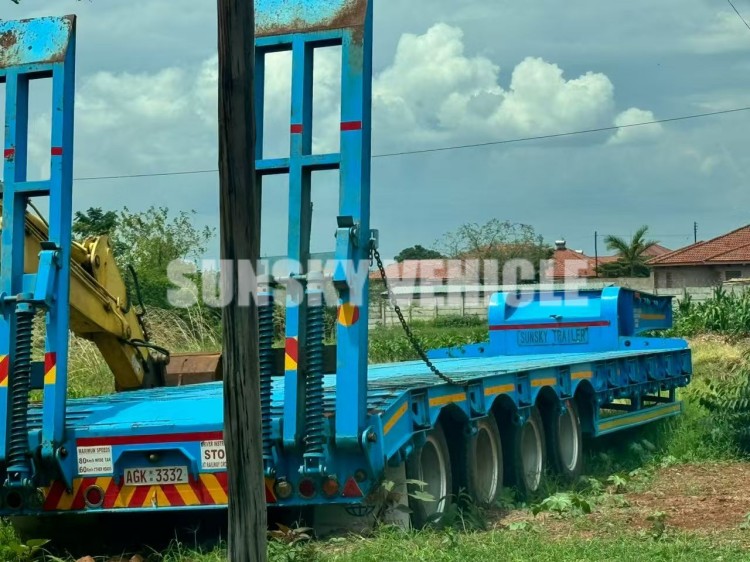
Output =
[{"x1": 0, "y1": 1, "x2": 692, "y2": 531}]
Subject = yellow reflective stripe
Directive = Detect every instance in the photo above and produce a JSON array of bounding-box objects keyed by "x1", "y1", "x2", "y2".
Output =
[
  {"x1": 640, "y1": 314, "x2": 665, "y2": 321},
  {"x1": 284, "y1": 355, "x2": 298, "y2": 371},
  {"x1": 429, "y1": 392, "x2": 467, "y2": 408},
  {"x1": 572, "y1": 370, "x2": 593, "y2": 380},
  {"x1": 57, "y1": 479, "x2": 83, "y2": 511},
  {"x1": 116, "y1": 485, "x2": 137, "y2": 508},
  {"x1": 383, "y1": 402, "x2": 408, "y2": 435},
  {"x1": 44, "y1": 365, "x2": 56, "y2": 385},
  {"x1": 175, "y1": 482, "x2": 200, "y2": 505},
  {"x1": 201, "y1": 473, "x2": 228, "y2": 504},
  {"x1": 531, "y1": 377, "x2": 556, "y2": 387},
  {"x1": 599, "y1": 403, "x2": 681, "y2": 431},
  {"x1": 484, "y1": 384, "x2": 515, "y2": 396}
]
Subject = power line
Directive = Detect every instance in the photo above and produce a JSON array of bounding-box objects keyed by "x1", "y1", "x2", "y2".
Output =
[
  {"x1": 372, "y1": 106, "x2": 750, "y2": 158},
  {"x1": 72, "y1": 105, "x2": 750, "y2": 182},
  {"x1": 728, "y1": 0, "x2": 750, "y2": 32},
  {"x1": 74, "y1": 169, "x2": 218, "y2": 182}
]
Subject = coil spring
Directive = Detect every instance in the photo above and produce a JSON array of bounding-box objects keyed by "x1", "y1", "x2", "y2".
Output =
[
  {"x1": 304, "y1": 302, "x2": 325, "y2": 455},
  {"x1": 258, "y1": 293, "x2": 275, "y2": 464},
  {"x1": 7, "y1": 310, "x2": 34, "y2": 478}
]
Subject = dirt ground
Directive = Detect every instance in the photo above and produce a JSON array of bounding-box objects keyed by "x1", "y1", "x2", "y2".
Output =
[{"x1": 496, "y1": 462, "x2": 750, "y2": 542}]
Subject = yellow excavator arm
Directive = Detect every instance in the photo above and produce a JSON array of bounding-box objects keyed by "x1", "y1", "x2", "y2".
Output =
[{"x1": 4, "y1": 207, "x2": 220, "y2": 391}]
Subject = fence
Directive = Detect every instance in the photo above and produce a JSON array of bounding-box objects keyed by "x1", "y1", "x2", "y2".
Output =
[{"x1": 368, "y1": 281, "x2": 748, "y2": 328}]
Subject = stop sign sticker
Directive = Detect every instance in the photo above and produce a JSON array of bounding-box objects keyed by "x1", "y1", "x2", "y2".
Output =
[{"x1": 200, "y1": 439, "x2": 226, "y2": 470}]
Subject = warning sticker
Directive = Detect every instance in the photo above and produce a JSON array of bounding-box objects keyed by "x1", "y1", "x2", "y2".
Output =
[
  {"x1": 77, "y1": 445, "x2": 113, "y2": 475},
  {"x1": 200, "y1": 439, "x2": 226, "y2": 470}
]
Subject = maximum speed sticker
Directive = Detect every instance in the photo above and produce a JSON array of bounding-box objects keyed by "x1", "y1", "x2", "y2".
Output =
[
  {"x1": 77, "y1": 445, "x2": 113, "y2": 475},
  {"x1": 200, "y1": 439, "x2": 226, "y2": 469}
]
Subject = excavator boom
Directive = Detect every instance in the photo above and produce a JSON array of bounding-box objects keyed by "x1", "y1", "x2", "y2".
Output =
[{"x1": 3, "y1": 205, "x2": 220, "y2": 390}]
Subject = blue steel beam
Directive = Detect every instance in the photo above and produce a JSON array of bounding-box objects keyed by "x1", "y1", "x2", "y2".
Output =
[
  {"x1": 0, "y1": 15, "x2": 76, "y2": 491},
  {"x1": 256, "y1": 0, "x2": 369, "y2": 37},
  {"x1": 254, "y1": 0, "x2": 373, "y2": 460},
  {"x1": 332, "y1": 1, "x2": 373, "y2": 448}
]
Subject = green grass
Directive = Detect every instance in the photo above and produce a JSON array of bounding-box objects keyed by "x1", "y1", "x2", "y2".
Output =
[
  {"x1": 368, "y1": 323, "x2": 487, "y2": 364},
  {"x1": 2, "y1": 524, "x2": 744, "y2": 562},
  {"x1": 280, "y1": 528, "x2": 750, "y2": 562}
]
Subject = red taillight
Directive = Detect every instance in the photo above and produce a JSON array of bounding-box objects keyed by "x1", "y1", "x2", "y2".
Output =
[
  {"x1": 298, "y1": 478, "x2": 316, "y2": 499},
  {"x1": 84, "y1": 485, "x2": 104, "y2": 508},
  {"x1": 322, "y1": 477, "x2": 340, "y2": 498}
]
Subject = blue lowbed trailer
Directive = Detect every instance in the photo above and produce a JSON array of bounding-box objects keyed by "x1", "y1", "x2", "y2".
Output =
[{"x1": 0, "y1": 1, "x2": 691, "y2": 530}]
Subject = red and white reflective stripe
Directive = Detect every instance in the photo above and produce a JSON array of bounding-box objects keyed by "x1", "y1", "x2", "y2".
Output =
[{"x1": 490, "y1": 320, "x2": 610, "y2": 332}]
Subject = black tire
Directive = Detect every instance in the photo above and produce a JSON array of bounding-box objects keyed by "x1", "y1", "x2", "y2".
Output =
[
  {"x1": 459, "y1": 415, "x2": 503, "y2": 506},
  {"x1": 545, "y1": 399, "x2": 583, "y2": 482},
  {"x1": 406, "y1": 423, "x2": 453, "y2": 528},
  {"x1": 506, "y1": 406, "x2": 546, "y2": 499}
]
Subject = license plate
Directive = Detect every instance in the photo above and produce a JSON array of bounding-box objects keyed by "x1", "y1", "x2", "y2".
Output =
[{"x1": 123, "y1": 466, "x2": 188, "y2": 487}]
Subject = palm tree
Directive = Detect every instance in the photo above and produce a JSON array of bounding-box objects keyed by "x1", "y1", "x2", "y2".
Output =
[{"x1": 603, "y1": 225, "x2": 659, "y2": 278}]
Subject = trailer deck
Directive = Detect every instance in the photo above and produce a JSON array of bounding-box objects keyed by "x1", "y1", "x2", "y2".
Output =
[{"x1": 25, "y1": 340, "x2": 689, "y2": 514}]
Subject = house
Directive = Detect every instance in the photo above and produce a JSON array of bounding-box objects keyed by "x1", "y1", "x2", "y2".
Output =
[
  {"x1": 547, "y1": 241, "x2": 596, "y2": 279},
  {"x1": 368, "y1": 259, "x2": 479, "y2": 286},
  {"x1": 648, "y1": 225, "x2": 750, "y2": 289},
  {"x1": 547, "y1": 240, "x2": 671, "y2": 281},
  {"x1": 375, "y1": 237, "x2": 674, "y2": 288}
]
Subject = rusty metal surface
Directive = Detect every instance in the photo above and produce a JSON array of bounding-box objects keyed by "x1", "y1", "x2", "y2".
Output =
[
  {"x1": 0, "y1": 15, "x2": 75, "y2": 70},
  {"x1": 165, "y1": 352, "x2": 222, "y2": 386},
  {"x1": 256, "y1": 0, "x2": 368, "y2": 37}
]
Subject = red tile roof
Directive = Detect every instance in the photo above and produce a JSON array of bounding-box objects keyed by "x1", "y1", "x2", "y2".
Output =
[
  {"x1": 371, "y1": 241, "x2": 673, "y2": 283},
  {"x1": 547, "y1": 249, "x2": 596, "y2": 279},
  {"x1": 649, "y1": 225, "x2": 750, "y2": 266},
  {"x1": 368, "y1": 259, "x2": 480, "y2": 282},
  {"x1": 548, "y1": 243, "x2": 670, "y2": 279},
  {"x1": 642, "y1": 244, "x2": 671, "y2": 257}
]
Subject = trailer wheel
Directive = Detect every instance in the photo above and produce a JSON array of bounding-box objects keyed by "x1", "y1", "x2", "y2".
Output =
[
  {"x1": 461, "y1": 415, "x2": 503, "y2": 506},
  {"x1": 406, "y1": 423, "x2": 453, "y2": 528},
  {"x1": 546, "y1": 399, "x2": 583, "y2": 481},
  {"x1": 508, "y1": 406, "x2": 546, "y2": 499}
]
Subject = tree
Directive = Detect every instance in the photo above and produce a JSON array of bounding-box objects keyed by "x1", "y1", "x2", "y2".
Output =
[
  {"x1": 394, "y1": 244, "x2": 444, "y2": 262},
  {"x1": 600, "y1": 225, "x2": 659, "y2": 278},
  {"x1": 217, "y1": 1, "x2": 267, "y2": 560},
  {"x1": 115, "y1": 206, "x2": 212, "y2": 268},
  {"x1": 72, "y1": 207, "x2": 118, "y2": 240},
  {"x1": 439, "y1": 219, "x2": 553, "y2": 281},
  {"x1": 73, "y1": 206, "x2": 215, "y2": 309},
  {"x1": 116, "y1": 206, "x2": 213, "y2": 308}
]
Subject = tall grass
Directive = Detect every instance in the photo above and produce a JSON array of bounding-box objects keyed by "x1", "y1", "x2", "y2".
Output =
[
  {"x1": 29, "y1": 306, "x2": 223, "y2": 399},
  {"x1": 670, "y1": 286, "x2": 750, "y2": 337}
]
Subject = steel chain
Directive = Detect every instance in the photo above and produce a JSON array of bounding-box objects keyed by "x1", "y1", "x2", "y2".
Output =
[{"x1": 370, "y1": 247, "x2": 457, "y2": 386}]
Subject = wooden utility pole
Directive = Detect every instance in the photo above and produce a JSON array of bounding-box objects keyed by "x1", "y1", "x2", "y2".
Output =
[{"x1": 216, "y1": 1, "x2": 266, "y2": 561}]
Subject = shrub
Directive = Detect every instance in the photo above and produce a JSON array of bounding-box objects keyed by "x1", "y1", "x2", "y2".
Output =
[
  {"x1": 669, "y1": 287, "x2": 750, "y2": 338},
  {"x1": 689, "y1": 346, "x2": 750, "y2": 453}
]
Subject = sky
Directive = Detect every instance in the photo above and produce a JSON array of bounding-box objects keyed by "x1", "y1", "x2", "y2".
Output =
[{"x1": 2, "y1": 0, "x2": 750, "y2": 261}]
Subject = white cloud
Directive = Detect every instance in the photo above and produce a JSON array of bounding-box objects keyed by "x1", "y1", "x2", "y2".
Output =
[
  {"x1": 371, "y1": 23, "x2": 653, "y2": 151},
  {"x1": 690, "y1": 10, "x2": 750, "y2": 54},
  {"x1": 24, "y1": 21, "x2": 661, "y2": 183},
  {"x1": 608, "y1": 108, "x2": 663, "y2": 145},
  {"x1": 40, "y1": 60, "x2": 221, "y2": 178}
]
